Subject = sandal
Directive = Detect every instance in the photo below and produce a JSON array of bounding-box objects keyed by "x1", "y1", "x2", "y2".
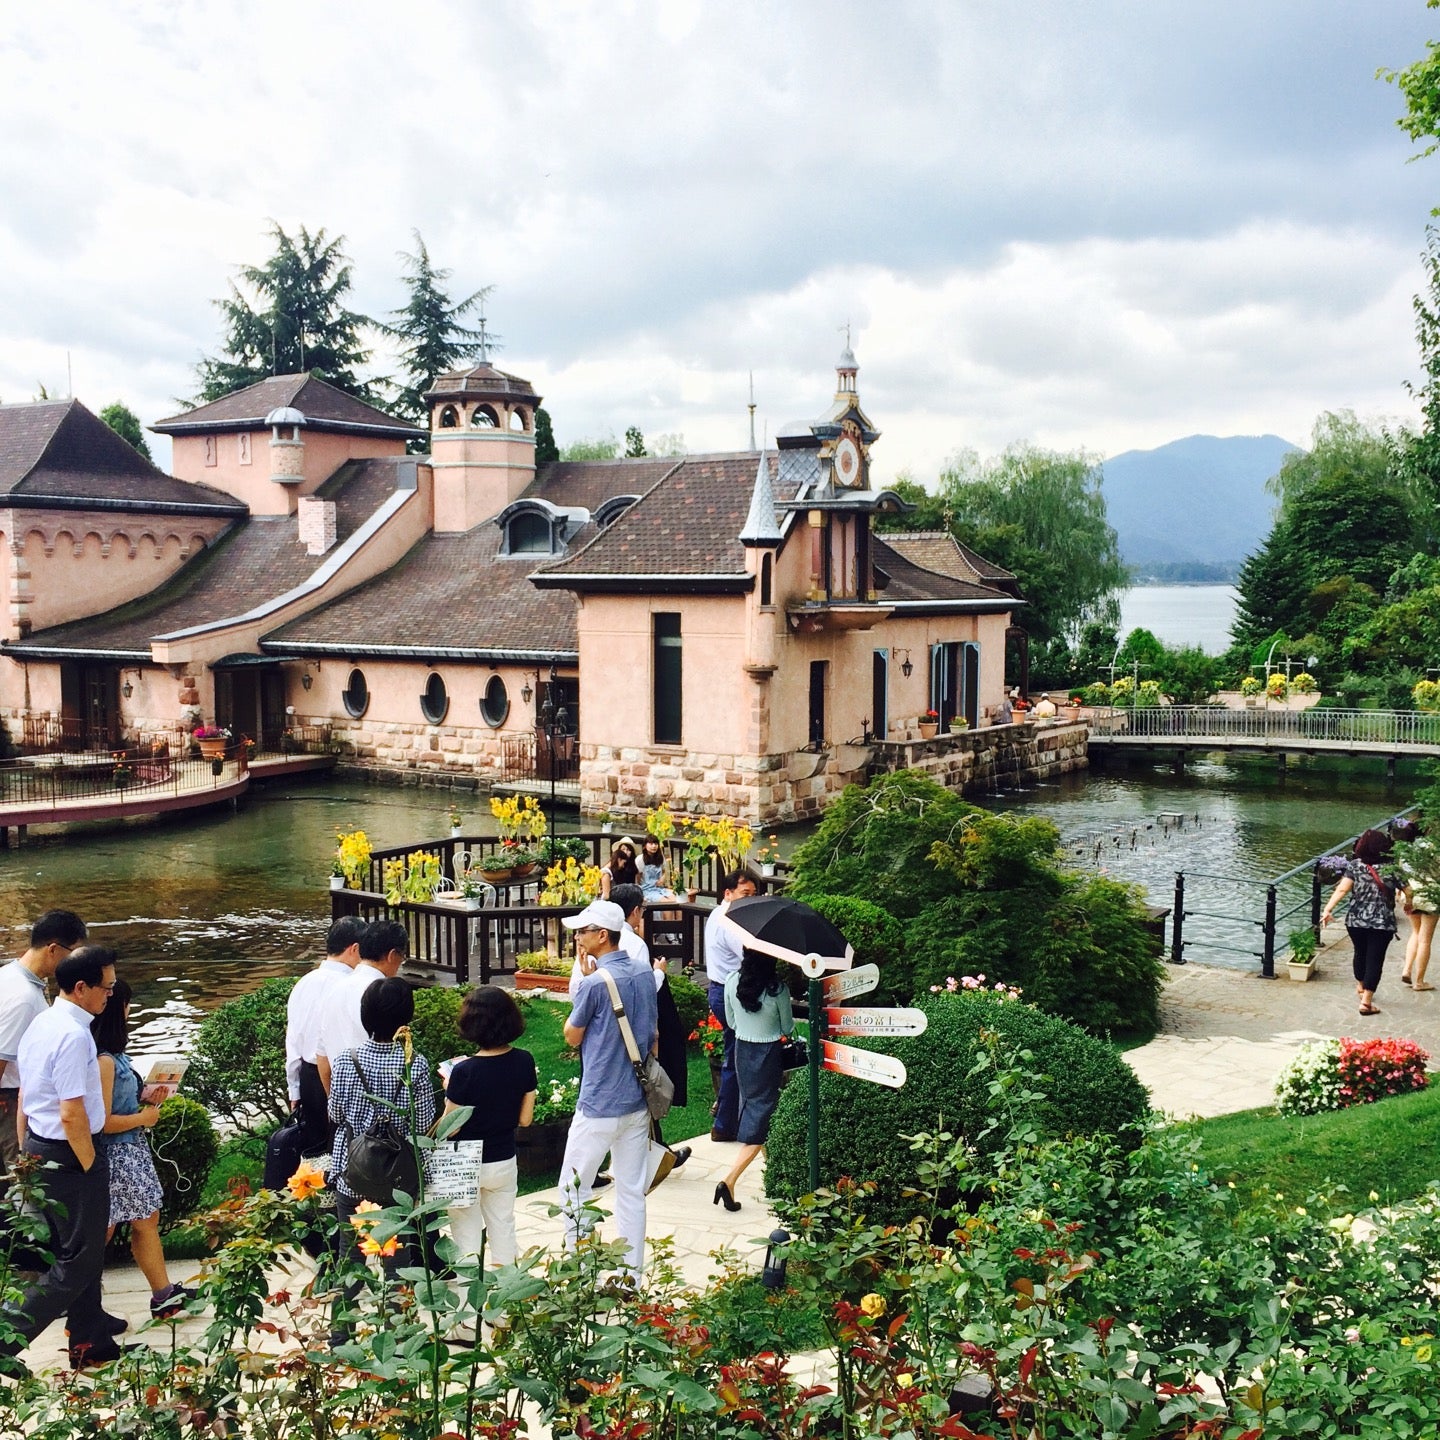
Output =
[
  {"x1": 1359, "y1": 1004, "x2": 1381, "y2": 1015},
  {"x1": 1414, "y1": 982, "x2": 1435, "y2": 992},
  {"x1": 1402, "y1": 973, "x2": 1413, "y2": 985}
]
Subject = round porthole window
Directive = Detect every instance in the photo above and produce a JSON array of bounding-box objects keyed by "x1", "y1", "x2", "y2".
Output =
[
  {"x1": 420, "y1": 671, "x2": 449, "y2": 725},
  {"x1": 480, "y1": 674, "x2": 509, "y2": 728},
  {"x1": 342, "y1": 667, "x2": 369, "y2": 719}
]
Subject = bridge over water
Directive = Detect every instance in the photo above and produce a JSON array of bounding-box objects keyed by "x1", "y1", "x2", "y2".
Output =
[{"x1": 1086, "y1": 705, "x2": 1440, "y2": 772}]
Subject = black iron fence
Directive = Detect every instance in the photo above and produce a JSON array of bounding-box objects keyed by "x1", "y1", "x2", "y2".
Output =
[
  {"x1": 1168, "y1": 806, "x2": 1419, "y2": 976},
  {"x1": 0, "y1": 749, "x2": 247, "y2": 807}
]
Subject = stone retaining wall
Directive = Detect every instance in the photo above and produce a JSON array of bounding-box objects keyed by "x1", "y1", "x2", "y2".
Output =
[{"x1": 867, "y1": 720, "x2": 1088, "y2": 796}]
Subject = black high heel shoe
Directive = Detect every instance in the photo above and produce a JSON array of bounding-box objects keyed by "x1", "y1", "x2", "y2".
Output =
[{"x1": 713, "y1": 1181, "x2": 741, "y2": 1212}]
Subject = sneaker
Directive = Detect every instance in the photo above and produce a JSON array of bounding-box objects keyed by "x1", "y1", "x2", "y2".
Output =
[{"x1": 150, "y1": 1283, "x2": 195, "y2": 1319}]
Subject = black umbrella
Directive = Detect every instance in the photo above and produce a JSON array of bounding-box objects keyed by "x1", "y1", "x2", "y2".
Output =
[{"x1": 716, "y1": 894, "x2": 854, "y2": 971}]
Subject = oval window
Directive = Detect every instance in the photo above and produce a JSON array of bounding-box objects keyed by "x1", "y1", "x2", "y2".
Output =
[
  {"x1": 480, "y1": 674, "x2": 509, "y2": 728},
  {"x1": 420, "y1": 671, "x2": 449, "y2": 725},
  {"x1": 342, "y1": 667, "x2": 369, "y2": 719}
]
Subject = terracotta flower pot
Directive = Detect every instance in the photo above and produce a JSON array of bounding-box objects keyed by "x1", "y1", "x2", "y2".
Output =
[{"x1": 918, "y1": 723, "x2": 938, "y2": 739}]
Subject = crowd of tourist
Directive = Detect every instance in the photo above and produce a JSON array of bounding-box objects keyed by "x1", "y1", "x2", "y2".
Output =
[{"x1": 0, "y1": 880, "x2": 792, "y2": 1373}]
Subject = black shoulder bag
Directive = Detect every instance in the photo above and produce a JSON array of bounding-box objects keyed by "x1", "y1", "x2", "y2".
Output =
[{"x1": 341, "y1": 1053, "x2": 420, "y2": 1205}]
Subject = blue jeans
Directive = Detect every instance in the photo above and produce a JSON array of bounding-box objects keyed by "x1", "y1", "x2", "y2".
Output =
[{"x1": 707, "y1": 981, "x2": 739, "y2": 1137}]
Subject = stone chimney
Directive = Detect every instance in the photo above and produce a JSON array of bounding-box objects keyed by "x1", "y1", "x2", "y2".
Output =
[{"x1": 298, "y1": 496, "x2": 337, "y2": 556}]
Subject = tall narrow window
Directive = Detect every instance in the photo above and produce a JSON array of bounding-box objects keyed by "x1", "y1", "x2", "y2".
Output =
[
  {"x1": 653, "y1": 613, "x2": 682, "y2": 745},
  {"x1": 760, "y1": 553, "x2": 773, "y2": 607},
  {"x1": 809, "y1": 661, "x2": 827, "y2": 747},
  {"x1": 871, "y1": 650, "x2": 888, "y2": 739}
]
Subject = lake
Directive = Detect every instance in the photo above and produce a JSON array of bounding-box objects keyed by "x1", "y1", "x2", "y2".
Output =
[{"x1": 1119, "y1": 584, "x2": 1239, "y2": 654}]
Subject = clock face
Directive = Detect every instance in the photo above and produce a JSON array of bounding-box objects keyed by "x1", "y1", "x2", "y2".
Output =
[{"x1": 833, "y1": 435, "x2": 863, "y2": 488}]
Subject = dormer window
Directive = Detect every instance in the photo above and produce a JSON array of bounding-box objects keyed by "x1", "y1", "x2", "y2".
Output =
[
  {"x1": 507, "y1": 511, "x2": 553, "y2": 553},
  {"x1": 497, "y1": 498, "x2": 587, "y2": 556},
  {"x1": 593, "y1": 494, "x2": 640, "y2": 528}
]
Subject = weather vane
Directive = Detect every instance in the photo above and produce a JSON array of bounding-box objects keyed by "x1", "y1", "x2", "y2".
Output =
[{"x1": 475, "y1": 302, "x2": 504, "y2": 364}]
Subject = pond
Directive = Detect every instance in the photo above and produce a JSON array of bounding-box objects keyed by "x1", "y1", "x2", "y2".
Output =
[{"x1": 1, "y1": 755, "x2": 1424, "y2": 1055}]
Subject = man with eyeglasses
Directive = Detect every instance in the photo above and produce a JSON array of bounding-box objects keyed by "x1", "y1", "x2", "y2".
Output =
[
  {"x1": 558, "y1": 899, "x2": 658, "y2": 1277},
  {"x1": 0, "y1": 910, "x2": 87, "y2": 1192},
  {"x1": 2, "y1": 945, "x2": 122, "y2": 1371}
]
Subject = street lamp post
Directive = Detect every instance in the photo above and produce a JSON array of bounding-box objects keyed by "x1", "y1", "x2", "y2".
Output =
[{"x1": 538, "y1": 664, "x2": 568, "y2": 859}]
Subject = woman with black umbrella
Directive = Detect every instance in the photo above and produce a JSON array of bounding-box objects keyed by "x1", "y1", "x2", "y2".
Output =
[{"x1": 714, "y1": 948, "x2": 793, "y2": 1211}]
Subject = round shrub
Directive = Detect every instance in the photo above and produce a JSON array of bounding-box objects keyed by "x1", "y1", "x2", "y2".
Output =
[
  {"x1": 150, "y1": 1095, "x2": 220, "y2": 1225},
  {"x1": 764, "y1": 989, "x2": 1151, "y2": 1226},
  {"x1": 186, "y1": 977, "x2": 296, "y2": 1130},
  {"x1": 409, "y1": 984, "x2": 469, "y2": 1089}
]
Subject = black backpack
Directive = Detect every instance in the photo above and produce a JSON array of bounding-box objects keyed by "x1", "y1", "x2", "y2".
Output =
[{"x1": 341, "y1": 1055, "x2": 420, "y2": 1206}]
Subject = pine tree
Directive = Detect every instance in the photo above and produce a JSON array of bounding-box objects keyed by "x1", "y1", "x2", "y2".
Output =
[
  {"x1": 387, "y1": 231, "x2": 491, "y2": 425},
  {"x1": 195, "y1": 222, "x2": 378, "y2": 404},
  {"x1": 534, "y1": 407, "x2": 559, "y2": 465}
]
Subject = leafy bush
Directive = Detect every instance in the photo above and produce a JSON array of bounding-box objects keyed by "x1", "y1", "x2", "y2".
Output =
[
  {"x1": 764, "y1": 989, "x2": 1150, "y2": 1225},
  {"x1": 150, "y1": 1096, "x2": 220, "y2": 1225},
  {"x1": 186, "y1": 977, "x2": 295, "y2": 1130},
  {"x1": 409, "y1": 984, "x2": 467, "y2": 1085},
  {"x1": 666, "y1": 971, "x2": 709, "y2": 1042}
]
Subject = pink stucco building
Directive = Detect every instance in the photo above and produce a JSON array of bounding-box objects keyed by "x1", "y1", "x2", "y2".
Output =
[{"x1": 0, "y1": 351, "x2": 1023, "y2": 823}]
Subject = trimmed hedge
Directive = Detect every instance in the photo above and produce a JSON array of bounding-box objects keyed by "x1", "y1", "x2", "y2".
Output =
[
  {"x1": 764, "y1": 989, "x2": 1150, "y2": 1226},
  {"x1": 151, "y1": 1096, "x2": 220, "y2": 1225},
  {"x1": 668, "y1": 972, "x2": 710, "y2": 1043},
  {"x1": 802, "y1": 895, "x2": 905, "y2": 1002},
  {"x1": 187, "y1": 977, "x2": 296, "y2": 1130}
]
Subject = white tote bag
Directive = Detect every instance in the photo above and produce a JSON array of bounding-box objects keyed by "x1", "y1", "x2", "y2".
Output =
[{"x1": 425, "y1": 1138, "x2": 486, "y2": 1207}]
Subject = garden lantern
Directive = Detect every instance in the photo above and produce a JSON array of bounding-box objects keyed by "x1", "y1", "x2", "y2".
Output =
[{"x1": 761, "y1": 1227, "x2": 790, "y2": 1289}]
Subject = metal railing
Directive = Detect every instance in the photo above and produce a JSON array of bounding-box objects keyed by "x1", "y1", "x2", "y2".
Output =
[
  {"x1": 1168, "y1": 806, "x2": 1418, "y2": 975},
  {"x1": 0, "y1": 749, "x2": 247, "y2": 808},
  {"x1": 1092, "y1": 705, "x2": 1440, "y2": 748}
]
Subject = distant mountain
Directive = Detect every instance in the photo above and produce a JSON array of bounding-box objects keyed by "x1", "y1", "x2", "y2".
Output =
[{"x1": 1101, "y1": 434, "x2": 1300, "y2": 575}]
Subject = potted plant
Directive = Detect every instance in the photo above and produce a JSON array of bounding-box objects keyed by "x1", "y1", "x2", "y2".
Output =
[
  {"x1": 447, "y1": 804, "x2": 463, "y2": 838},
  {"x1": 1267, "y1": 673, "x2": 1289, "y2": 704},
  {"x1": 334, "y1": 828, "x2": 372, "y2": 890},
  {"x1": 111, "y1": 755, "x2": 133, "y2": 790},
  {"x1": 382, "y1": 850, "x2": 443, "y2": 906},
  {"x1": 918, "y1": 708, "x2": 939, "y2": 739},
  {"x1": 595, "y1": 809, "x2": 614, "y2": 835},
  {"x1": 1287, "y1": 927, "x2": 1319, "y2": 982},
  {"x1": 1240, "y1": 675, "x2": 1263, "y2": 706},
  {"x1": 516, "y1": 1073, "x2": 581, "y2": 1176},
  {"x1": 755, "y1": 833, "x2": 781, "y2": 877},
  {"x1": 1292, "y1": 671, "x2": 1318, "y2": 696},
  {"x1": 487, "y1": 794, "x2": 547, "y2": 877},
  {"x1": 947, "y1": 714, "x2": 968, "y2": 733},
  {"x1": 514, "y1": 948, "x2": 574, "y2": 995},
  {"x1": 690, "y1": 1012, "x2": 726, "y2": 1094},
  {"x1": 193, "y1": 724, "x2": 232, "y2": 759},
  {"x1": 329, "y1": 860, "x2": 346, "y2": 892}
]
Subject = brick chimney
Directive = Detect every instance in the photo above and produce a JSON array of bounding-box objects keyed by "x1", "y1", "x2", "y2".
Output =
[{"x1": 298, "y1": 496, "x2": 337, "y2": 556}]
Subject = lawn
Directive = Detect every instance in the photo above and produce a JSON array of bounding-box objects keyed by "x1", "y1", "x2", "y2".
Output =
[{"x1": 1191, "y1": 1079, "x2": 1440, "y2": 1209}]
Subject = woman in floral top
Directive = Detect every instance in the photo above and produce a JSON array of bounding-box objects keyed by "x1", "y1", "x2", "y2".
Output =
[{"x1": 1321, "y1": 828, "x2": 1399, "y2": 1016}]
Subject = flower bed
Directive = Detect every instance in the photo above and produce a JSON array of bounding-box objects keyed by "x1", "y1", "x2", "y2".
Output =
[{"x1": 1276, "y1": 1035, "x2": 1430, "y2": 1116}]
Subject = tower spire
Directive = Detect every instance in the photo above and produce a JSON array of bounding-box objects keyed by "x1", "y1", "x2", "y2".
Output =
[{"x1": 739, "y1": 444, "x2": 781, "y2": 545}]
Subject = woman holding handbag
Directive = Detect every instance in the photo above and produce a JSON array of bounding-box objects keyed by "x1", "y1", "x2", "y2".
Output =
[
  {"x1": 1321, "y1": 828, "x2": 1399, "y2": 1016},
  {"x1": 440, "y1": 987, "x2": 536, "y2": 1269},
  {"x1": 714, "y1": 948, "x2": 792, "y2": 1211}
]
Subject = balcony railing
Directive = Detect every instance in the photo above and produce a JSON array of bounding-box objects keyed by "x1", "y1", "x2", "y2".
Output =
[{"x1": 1091, "y1": 704, "x2": 1440, "y2": 748}]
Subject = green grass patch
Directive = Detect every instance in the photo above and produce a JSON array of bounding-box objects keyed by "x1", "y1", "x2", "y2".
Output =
[{"x1": 1192, "y1": 1079, "x2": 1440, "y2": 1210}]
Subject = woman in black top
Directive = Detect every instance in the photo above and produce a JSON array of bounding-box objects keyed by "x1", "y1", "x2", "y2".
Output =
[{"x1": 442, "y1": 987, "x2": 536, "y2": 1267}]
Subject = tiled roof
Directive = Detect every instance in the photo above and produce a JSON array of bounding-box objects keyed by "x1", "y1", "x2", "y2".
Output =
[
  {"x1": 5, "y1": 462, "x2": 407, "y2": 657},
  {"x1": 264, "y1": 528, "x2": 580, "y2": 657},
  {"x1": 881, "y1": 531, "x2": 1017, "y2": 585},
  {"x1": 152, "y1": 374, "x2": 422, "y2": 438},
  {"x1": 0, "y1": 400, "x2": 243, "y2": 511},
  {"x1": 537, "y1": 453, "x2": 800, "y2": 581},
  {"x1": 425, "y1": 364, "x2": 539, "y2": 402},
  {"x1": 871, "y1": 537, "x2": 1016, "y2": 606},
  {"x1": 525, "y1": 457, "x2": 680, "y2": 513}
]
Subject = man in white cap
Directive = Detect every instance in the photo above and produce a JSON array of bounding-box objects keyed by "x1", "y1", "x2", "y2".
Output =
[
  {"x1": 558, "y1": 898, "x2": 658, "y2": 1276},
  {"x1": 1032, "y1": 692, "x2": 1057, "y2": 718}
]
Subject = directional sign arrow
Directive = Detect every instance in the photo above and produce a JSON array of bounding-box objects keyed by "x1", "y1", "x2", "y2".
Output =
[
  {"x1": 822, "y1": 964, "x2": 880, "y2": 1003},
  {"x1": 822, "y1": 1040, "x2": 907, "y2": 1089},
  {"x1": 824, "y1": 1006, "x2": 928, "y2": 1037}
]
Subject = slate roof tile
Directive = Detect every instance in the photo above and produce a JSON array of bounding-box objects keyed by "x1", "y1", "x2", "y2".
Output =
[{"x1": 152, "y1": 374, "x2": 421, "y2": 437}]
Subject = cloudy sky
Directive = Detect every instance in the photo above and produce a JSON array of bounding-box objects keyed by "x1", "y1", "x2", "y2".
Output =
[{"x1": 2, "y1": 1, "x2": 1437, "y2": 481}]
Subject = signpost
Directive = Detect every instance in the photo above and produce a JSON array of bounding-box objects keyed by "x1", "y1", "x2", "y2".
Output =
[
  {"x1": 822, "y1": 964, "x2": 879, "y2": 1002},
  {"x1": 824, "y1": 1006, "x2": 927, "y2": 1037},
  {"x1": 821, "y1": 1040, "x2": 907, "y2": 1089}
]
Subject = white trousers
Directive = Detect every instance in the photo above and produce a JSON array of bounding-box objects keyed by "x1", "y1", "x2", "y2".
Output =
[
  {"x1": 558, "y1": 1105, "x2": 650, "y2": 1275},
  {"x1": 446, "y1": 1156, "x2": 519, "y2": 1267}
]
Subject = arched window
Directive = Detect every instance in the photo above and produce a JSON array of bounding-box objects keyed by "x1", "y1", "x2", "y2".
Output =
[
  {"x1": 342, "y1": 667, "x2": 369, "y2": 719},
  {"x1": 507, "y1": 511, "x2": 552, "y2": 553},
  {"x1": 509, "y1": 408, "x2": 529, "y2": 432},
  {"x1": 480, "y1": 674, "x2": 509, "y2": 728},
  {"x1": 420, "y1": 671, "x2": 449, "y2": 725},
  {"x1": 760, "y1": 553, "x2": 774, "y2": 607},
  {"x1": 438, "y1": 405, "x2": 460, "y2": 429},
  {"x1": 471, "y1": 405, "x2": 499, "y2": 429}
]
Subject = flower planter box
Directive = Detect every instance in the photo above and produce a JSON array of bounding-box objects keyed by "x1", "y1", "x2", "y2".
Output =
[
  {"x1": 515, "y1": 971, "x2": 572, "y2": 995},
  {"x1": 516, "y1": 1117, "x2": 571, "y2": 1178},
  {"x1": 1288, "y1": 961, "x2": 1317, "y2": 983}
]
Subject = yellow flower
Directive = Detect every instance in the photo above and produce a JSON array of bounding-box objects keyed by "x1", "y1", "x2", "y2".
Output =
[
  {"x1": 896, "y1": 1372, "x2": 914, "y2": 1388},
  {"x1": 286, "y1": 1160, "x2": 326, "y2": 1202},
  {"x1": 1369, "y1": 1191, "x2": 1380, "y2": 1202},
  {"x1": 1416, "y1": 1344, "x2": 1433, "y2": 1363},
  {"x1": 859, "y1": 1293, "x2": 886, "y2": 1319}
]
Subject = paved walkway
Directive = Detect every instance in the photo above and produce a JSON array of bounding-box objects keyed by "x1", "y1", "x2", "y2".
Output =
[{"x1": 1127, "y1": 911, "x2": 1440, "y2": 1118}]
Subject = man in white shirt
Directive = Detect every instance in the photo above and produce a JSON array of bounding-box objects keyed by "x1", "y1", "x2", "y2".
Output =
[
  {"x1": 703, "y1": 871, "x2": 755, "y2": 1143},
  {"x1": 0, "y1": 910, "x2": 87, "y2": 1191},
  {"x1": 285, "y1": 917, "x2": 366, "y2": 1156},
  {"x1": 1, "y1": 945, "x2": 117, "y2": 1370},
  {"x1": 314, "y1": 920, "x2": 408, "y2": 1087}
]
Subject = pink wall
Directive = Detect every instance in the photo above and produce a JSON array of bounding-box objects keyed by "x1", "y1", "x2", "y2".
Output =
[{"x1": 171, "y1": 430, "x2": 408, "y2": 514}]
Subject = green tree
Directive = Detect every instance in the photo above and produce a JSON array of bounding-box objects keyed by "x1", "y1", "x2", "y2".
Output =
[
  {"x1": 387, "y1": 230, "x2": 490, "y2": 425},
  {"x1": 936, "y1": 444, "x2": 1127, "y2": 648},
  {"x1": 876, "y1": 474, "x2": 948, "y2": 530},
  {"x1": 624, "y1": 425, "x2": 647, "y2": 458},
  {"x1": 1380, "y1": 7, "x2": 1440, "y2": 162},
  {"x1": 534, "y1": 406, "x2": 559, "y2": 464},
  {"x1": 561, "y1": 431, "x2": 620, "y2": 461},
  {"x1": 196, "y1": 222, "x2": 379, "y2": 404},
  {"x1": 98, "y1": 401, "x2": 152, "y2": 460}
]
